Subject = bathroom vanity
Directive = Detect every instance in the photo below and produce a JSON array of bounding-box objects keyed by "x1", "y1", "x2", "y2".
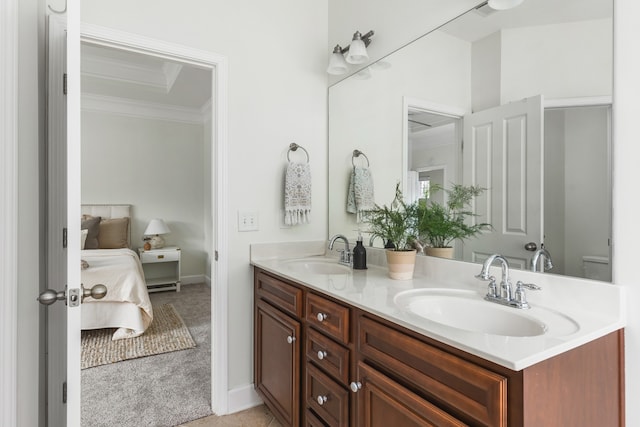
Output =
[{"x1": 252, "y1": 243, "x2": 625, "y2": 427}]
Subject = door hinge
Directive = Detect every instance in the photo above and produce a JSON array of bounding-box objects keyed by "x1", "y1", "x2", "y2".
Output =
[
  {"x1": 63, "y1": 73, "x2": 67, "y2": 95},
  {"x1": 62, "y1": 228, "x2": 68, "y2": 249},
  {"x1": 62, "y1": 381, "x2": 67, "y2": 404},
  {"x1": 214, "y1": 250, "x2": 219, "y2": 261}
]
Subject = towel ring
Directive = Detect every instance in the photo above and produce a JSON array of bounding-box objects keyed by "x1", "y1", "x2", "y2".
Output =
[
  {"x1": 287, "y1": 143, "x2": 309, "y2": 163},
  {"x1": 352, "y1": 149, "x2": 370, "y2": 167}
]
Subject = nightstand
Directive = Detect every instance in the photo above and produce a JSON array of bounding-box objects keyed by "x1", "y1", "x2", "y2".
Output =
[{"x1": 138, "y1": 246, "x2": 181, "y2": 292}]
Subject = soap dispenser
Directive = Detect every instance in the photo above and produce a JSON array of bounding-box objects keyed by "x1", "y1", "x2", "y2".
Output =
[{"x1": 353, "y1": 233, "x2": 367, "y2": 270}]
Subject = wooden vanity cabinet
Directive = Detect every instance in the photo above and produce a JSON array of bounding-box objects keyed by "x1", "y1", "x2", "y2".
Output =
[
  {"x1": 254, "y1": 268, "x2": 624, "y2": 427},
  {"x1": 254, "y1": 270, "x2": 303, "y2": 426}
]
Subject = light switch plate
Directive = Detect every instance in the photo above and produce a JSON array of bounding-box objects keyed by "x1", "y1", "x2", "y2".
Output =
[{"x1": 238, "y1": 211, "x2": 259, "y2": 232}]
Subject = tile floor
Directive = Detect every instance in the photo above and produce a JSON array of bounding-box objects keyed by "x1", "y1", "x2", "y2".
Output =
[{"x1": 179, "y1": 405, "x2": 283, "y2": 427}]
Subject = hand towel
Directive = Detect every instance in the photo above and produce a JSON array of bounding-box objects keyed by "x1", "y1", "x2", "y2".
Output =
[
  {"x1": 284, "y1": 161, "x2": 312, "y2": 225},
  {"x1": 347, "y1": 166, "x2": 375, "y2": 223}
]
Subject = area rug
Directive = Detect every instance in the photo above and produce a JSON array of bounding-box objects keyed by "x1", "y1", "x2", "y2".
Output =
[{"x1": 81, "y1": 303, "x2": 196, "y2": 369}]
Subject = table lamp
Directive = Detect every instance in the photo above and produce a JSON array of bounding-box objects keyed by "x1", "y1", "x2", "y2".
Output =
[{"x1": 144, "y1": 218, "x2": 170, "y2": 249}]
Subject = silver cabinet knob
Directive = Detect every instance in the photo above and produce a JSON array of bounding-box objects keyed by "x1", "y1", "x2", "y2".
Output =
[
  {"x1": 317, "y1": 395, "x2": 328, "y2": 405},
  {"x1": 316, "y1": 312, "x2": 328, "y2": 322},
  {"x1": 350, "y1": 381, "x2": 362, "y2": 393},
  {"x1": 286, "y1": 335, "x2": 296, "y2": 344},
  {"x1": 317, "y1": 350, "x2": 328, "y2": 360}
]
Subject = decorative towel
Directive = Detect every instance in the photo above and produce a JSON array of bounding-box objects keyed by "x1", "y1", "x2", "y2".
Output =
[
  {"x1": 347, "y1": 166, "x2": 375, "y2": 223},
  {"x1": 284, "y1": 162, "x2": 312, "y2": 225}
]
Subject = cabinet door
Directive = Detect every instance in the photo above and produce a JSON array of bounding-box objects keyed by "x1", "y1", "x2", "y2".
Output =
[
  {"x1": 355, "y1": 362, "x2": 468, "y2": 427},
  {"x1": 255, "y1": 300, "x2": 301, "y2": 426}
]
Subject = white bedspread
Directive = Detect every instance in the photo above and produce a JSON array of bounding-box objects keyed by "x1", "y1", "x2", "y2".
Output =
[{"x1": 81, "y1": 248, "x2": 153, "y2": 340}]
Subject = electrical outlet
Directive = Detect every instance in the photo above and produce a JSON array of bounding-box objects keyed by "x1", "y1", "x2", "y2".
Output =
[{"x1": 238, "y1": 211, "x2": 259, "y2": 232}]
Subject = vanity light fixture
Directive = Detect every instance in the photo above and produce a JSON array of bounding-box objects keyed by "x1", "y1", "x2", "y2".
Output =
[
  {"x1": 326, "y1": 30, "x2": 374, "y2": 75},
  {"x1": 488, "y1": 0, "x2": 525, "y2": 10}
]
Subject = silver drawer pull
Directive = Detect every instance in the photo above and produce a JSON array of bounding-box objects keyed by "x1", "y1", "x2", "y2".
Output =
[
  {"x1": 317, "y1": 395, "x2": 328, "y2": 406},
  {"x1": 350, "y1": 381, "x2": 362, "y2": 393},
  {"x1": 286, "y1": 335, "x2": 296, "y2": 344},
  {"x1": 317, "y1": 350, "x2": 328, "y2": 360},
  {"x1": 316, "y1": 312, "x2": 328, "y2": 322}
]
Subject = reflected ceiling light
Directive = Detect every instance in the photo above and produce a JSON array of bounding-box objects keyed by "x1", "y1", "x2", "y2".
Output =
[
  {"x1": 326, "y1": 30, "x2": 374, "y2": 75},
  {"x1": 488, "y1": 0, "x2": 525, "y2": 10},
  {"x1": 353, "y1": 67, "x2": 372, "y2": 80}
]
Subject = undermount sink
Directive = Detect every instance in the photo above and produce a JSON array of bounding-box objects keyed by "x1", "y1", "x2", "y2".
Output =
[
  {"x1": 282, "y1": 258, "x2": 351, "y2": 275},
  {"x1": 394, "y1": 289, "x2": 579, "y2": 338}
]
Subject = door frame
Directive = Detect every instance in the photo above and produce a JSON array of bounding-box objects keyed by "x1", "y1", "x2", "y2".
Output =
[
  {"x1": 76, "y1": 24, "x2": 230, "y2": 414},
  {"x1": 0, "y1": 0, "x2": 19, "y2": 424}
]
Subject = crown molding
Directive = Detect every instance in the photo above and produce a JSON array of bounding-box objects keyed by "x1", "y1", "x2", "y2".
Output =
[{"x1": 82, "y1": 93, "x2": 208, "y2": 124}]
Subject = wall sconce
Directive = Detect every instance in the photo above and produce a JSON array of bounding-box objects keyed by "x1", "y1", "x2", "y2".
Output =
[
  {"x1": 327, "y1": 30, "x2": 374, "y2": 75},
  {"x1": 144, "y1": 218, "x2": 171, "y2": 249}
]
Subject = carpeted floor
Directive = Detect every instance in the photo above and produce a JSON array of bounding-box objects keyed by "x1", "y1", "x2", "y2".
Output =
[{"x1": 81, "y1": 283, "x2": 213, "y2": 427}]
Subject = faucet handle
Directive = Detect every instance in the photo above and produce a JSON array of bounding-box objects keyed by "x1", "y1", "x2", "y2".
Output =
[
  {"x1": 514, "y1": 281, "x2": 531, "y2": 309},
  {"x1": 486, "y1": 277, "x2": 498, "y2": 298},
  {"x1": 519, "y1": 282, "x2": 542, "y2": 291}
]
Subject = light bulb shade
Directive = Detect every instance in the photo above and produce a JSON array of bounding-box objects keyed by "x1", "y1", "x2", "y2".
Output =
[
  {"x1": 144, "y1": 218, "x2": 171, "y2": 236},
  {"x1": 488, "y1": 0, "x2": 524, "y2": 10},
  {"x1": 327, "y1": 52, "x2": 348, "y2": 75},
  {"x1": 346, "y1": 38, "x2": 368, "y2": 64},
  {"x1": 353, "y1": 67, "x2": 372, "y2": 80}
]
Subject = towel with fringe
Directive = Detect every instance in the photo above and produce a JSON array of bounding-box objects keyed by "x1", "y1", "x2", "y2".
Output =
[
  {"x1": 347, "y1": 166, "x2": 375, "y2": 222},
  {"x1": 284, "y1": 161, "x2": 311, "y2": 225}
]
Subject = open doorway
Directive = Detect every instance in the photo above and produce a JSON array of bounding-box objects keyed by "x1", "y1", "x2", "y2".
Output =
[{"x1": 79, "y1": 42, "x2": 214, "y2": 425}]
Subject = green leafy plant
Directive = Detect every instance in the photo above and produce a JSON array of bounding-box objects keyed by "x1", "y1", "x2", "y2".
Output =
[
  {"x1": 416, "y1": 183, "x2": 491, "y2": 248},
  {"x1": 364, "y1": 183, "x2": 418, "y2": 250}
]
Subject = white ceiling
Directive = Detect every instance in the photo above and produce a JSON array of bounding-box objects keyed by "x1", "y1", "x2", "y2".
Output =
[{"x1": 81, "y1": 43, "x2": 212, "y2": 112}]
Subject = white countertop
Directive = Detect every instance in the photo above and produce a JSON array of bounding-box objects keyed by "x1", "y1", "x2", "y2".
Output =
[{"x1": 250, "y1": 241, "x2": 626, "y2": 371}]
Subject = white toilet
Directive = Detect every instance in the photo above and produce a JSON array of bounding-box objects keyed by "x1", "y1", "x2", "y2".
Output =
[{"x1": 582, "y1": 255, "x2": 610, "y2": 281}]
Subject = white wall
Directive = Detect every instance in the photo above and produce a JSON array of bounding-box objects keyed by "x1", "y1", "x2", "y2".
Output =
[
  {"x1": 501, "y1": 18, "x2": 612, "y2": 103},
  {"x1": 81, "y1": 0, "x2": 329, "y2": 393},
  {"x1": 81, "y1": 111, "x2": 207, "y2": 279}
]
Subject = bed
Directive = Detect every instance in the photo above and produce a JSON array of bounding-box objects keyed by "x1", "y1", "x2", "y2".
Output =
[{"x1": 81, "y1": 204, "x2": 153, "y2": 340}]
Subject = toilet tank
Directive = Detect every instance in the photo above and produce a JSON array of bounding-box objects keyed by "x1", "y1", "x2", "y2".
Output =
[{"x1": 582, "y1": 255, "x2": 610, "y2": 281}]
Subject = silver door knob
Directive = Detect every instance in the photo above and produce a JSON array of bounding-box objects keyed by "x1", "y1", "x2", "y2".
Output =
[
  {"x1": 82, "y1": 283, "x2": 107, "y2": 302},
  {"x1": 37, "y1": 288, "x2": 66, "y2": 306},
  {"x1": 524, "y1": 242, "x2": 538, "y2": 251}
]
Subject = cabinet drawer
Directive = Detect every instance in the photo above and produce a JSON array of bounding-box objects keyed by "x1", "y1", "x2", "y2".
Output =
[
  {"x1": 140, "y1": 250, "x2": 179, "y2": 263},
  {"x1": 306, "y1": 327, "x2": 350, "y2": 385},
  {"x1": 256, "y1": 270, "x2": 303, "y2": 318},
  {"x1": 305, "y1": 409, "x2": 328, "y2": 427},
  {"x1": 306, "y1": 363, "x2": 350, "y2": 427},
  {"x1": 306, "y1": 292, "x2": 350, "y2": 344},
  {"x1": 358, "y1": 315, "x2": 507, "y2": 427}
]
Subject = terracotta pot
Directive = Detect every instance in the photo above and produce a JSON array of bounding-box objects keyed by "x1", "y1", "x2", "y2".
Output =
[
  {"x1": 385, "y1": 249, "x2": 417, "y2": 280},
  {"x1": 425, "y1": 247, "x2": 454, "y2": 259}
]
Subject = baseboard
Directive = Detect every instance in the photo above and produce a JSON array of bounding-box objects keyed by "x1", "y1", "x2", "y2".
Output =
[
  {"x1": 226, "y1": 383, "x2": 263, "y2": 414},
  {"x1": 180, "y1": 274, "x2": 205, "y2": 285}
]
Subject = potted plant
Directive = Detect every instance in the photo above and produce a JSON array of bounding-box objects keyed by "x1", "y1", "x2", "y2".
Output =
[
  {"x1": 416, "y1": 183, "x2": 491, "y2": 258},
  {"x1": 364, "y1": 183, "x2": 419, "y2": 279}
]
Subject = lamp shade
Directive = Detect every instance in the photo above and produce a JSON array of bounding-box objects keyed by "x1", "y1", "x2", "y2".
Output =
[
  {"x1": 346, "y1": 32, "x2": 369, "y2": 64},
  {"x1": 144, "y1": 218, "x2": 170, "y2": 236},
  {"x1": 327, "y1": 50, "x2": 349, "y2": 75},
  {"x1": 488, "y1": 0, "x2": 524, "y2": 10}
]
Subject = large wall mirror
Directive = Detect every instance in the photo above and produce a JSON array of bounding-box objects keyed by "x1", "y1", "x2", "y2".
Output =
[{"x1": 328, "y1": 0, "x2": 613, "y2": 281}]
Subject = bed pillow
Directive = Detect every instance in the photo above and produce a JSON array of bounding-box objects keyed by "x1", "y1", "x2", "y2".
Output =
[
  {"x1": 81, "y1": 229, "x2": 89, "y2": 250},
  {"x1": 81, "y1": 216, "x2": 101, "y2": 249},
  {"x1": 98, "y1": 217, "x2": 130, "y2": 249}
]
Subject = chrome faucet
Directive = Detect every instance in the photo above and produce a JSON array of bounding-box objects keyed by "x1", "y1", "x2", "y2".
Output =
[
  {"x1": 530, "y1": 247, "x2": 553, "y2": 272},
  {"x1": 328, "y1": 234, "x2": 352, "y2": 266},
  {"x1": 476, "y1": 254, "x2": 532, "y2": 309}
]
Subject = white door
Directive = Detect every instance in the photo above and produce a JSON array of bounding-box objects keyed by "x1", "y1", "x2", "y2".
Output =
[
  {"x1": 462, "y1": 95, "x2": 544, "y2": 269},
  {"x1": 40, "y1": 7, "x2": 83, "y2": 427}
]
